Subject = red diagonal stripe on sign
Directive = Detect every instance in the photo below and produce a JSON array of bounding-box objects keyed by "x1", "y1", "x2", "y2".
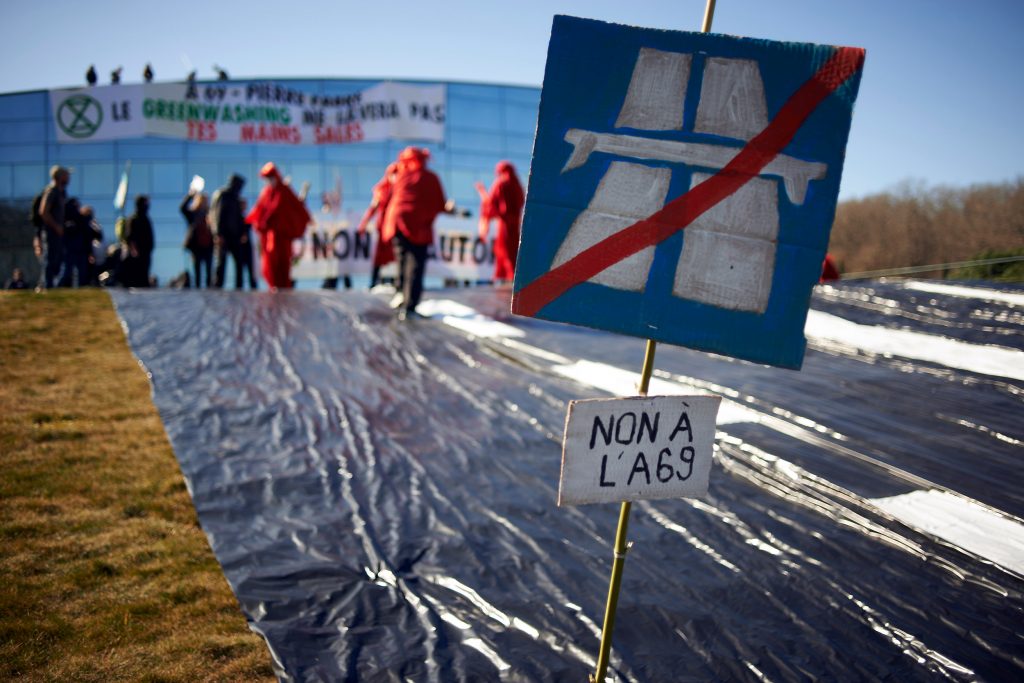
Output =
[{"x1": 513, "y1": 46, "x2": 865, "y2": 318}]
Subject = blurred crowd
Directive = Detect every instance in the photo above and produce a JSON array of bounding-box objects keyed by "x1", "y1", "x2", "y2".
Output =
[
  {"x1": 13, "y1": 154, "x2": 526, "y2": 317},
  {"x1": 24, "y1": 165, "x2": 158, "y2": 290}
]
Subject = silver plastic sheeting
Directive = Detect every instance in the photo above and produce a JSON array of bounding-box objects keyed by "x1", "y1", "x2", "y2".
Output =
[{"x1": 110, "y1": 286, "x2": 1024, "y2": 682}]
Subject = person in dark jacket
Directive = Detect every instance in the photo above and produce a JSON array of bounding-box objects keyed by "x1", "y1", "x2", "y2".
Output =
[
  {"x1": 211, "y1": 174, "x2": 255, "y2": 289},
  {"x1": 59, "y1": 197, "x2": 93, "y2": 287},
  {"x1": 181, "y1": 191, "x2": 214, "y2": 287},
  {"x1": 5, "y1": 267, "x2": 28, "y2": 290},
  {"x1": 123, "y1": 195, "x2": 154, "y2": 287}
]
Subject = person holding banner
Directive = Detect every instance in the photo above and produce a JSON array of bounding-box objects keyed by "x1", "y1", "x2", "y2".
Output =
[
  {"x1": 475, "y1": 161, "x2": 525, "y2": 283},
  {"x1": 384, "y1": 147, "x2": 453, "y2": 320},
  {"x1": 246, "y1": 163, "x2": 311, "y2": 291},
  {"x1": 357, "y1": 162, "x2": 398, "y2": 290},
  {"x1": 180, "y1": 190, "x2": 214, "y2": 288}
]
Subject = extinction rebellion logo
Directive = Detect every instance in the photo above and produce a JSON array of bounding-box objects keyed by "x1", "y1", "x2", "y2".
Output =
[{"x1": 57, "y1": 94, "x2": 103, "y2": 139}]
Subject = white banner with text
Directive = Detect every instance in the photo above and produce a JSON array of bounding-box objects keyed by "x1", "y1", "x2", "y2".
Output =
[
  {"x1": 291, "y1": 212, "x2": 498, "y2": 282},
  {"x1": 50, "y1": 81, "x2": 445, "y2": 145}
]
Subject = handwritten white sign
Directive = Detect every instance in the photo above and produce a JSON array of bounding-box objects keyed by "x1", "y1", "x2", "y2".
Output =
[{"x1": 558, "y1": 395, "x2": 721, "y2": 506}]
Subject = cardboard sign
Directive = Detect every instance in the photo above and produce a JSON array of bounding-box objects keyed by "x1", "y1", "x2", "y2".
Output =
[
  {"x1": 559, "y1": 395, "x2": 721, "y2": 506},
  {"x1": 513, "y1": 16, "x2": 865, "y2": 369}
]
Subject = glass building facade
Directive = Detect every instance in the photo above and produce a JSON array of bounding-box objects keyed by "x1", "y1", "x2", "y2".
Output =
[{"x1": 0, "y1": 78, "x2": 539, "y2": 285}]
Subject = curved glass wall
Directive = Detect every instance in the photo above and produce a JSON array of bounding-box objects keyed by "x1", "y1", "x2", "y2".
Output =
[{"x1": 0, "y1": 78, "x2": 539, "y2": 285}]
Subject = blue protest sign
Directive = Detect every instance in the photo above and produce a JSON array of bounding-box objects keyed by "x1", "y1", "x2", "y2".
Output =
[{"x1": 512, "y1": 16, "x2": 865, "y2": 369}]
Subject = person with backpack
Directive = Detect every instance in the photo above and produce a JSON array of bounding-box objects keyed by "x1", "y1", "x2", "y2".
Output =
[
  {"x1": 210, "y1": 173, "x2": 253, "y2": 289},
  {"x1": 180, "y1": 190, "x2": 214, "y2": 288},
  {"x1": 35, "y1": 166, "x2": 71, "y2": 289}
]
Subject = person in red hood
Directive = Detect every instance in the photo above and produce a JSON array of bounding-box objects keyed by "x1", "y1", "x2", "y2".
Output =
[
  {"x1": 246, "y1": 162, "x2": 311, "y2": 291},
  {"x1": 357, "y1": 162, "x2": 398, "y2": 290},
  {"x1": 820, "y1": 253, "x2": 840, "y2": 282},
  {"x1": 475, "y1": 160, "x2": 525, "y2": 283},
  {"x1": 383, "y1": 147, "x2": 453, "y2": 319}
]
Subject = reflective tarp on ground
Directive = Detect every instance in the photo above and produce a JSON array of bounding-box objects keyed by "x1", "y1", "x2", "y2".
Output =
[{"x1": 110, "y1": 282, "x2": 1024, "y2": 682}]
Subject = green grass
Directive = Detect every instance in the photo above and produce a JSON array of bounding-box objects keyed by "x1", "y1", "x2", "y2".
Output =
[{"x1": 0, "y1": 289, "x2": 274, "y2": 682}]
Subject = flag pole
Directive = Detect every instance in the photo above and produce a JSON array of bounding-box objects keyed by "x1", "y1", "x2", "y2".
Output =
[{"x1": 590, "y1": 3, "x2": 716, "y2": 680}]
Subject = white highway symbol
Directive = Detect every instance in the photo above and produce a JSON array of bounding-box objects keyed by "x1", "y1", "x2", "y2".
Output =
[{"x1": 552, "y1": 47, "x2": 829, "y2": 314}]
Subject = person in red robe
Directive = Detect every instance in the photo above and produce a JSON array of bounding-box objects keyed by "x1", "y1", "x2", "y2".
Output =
[
  {"x1": 475, "y1": 160, "x2": 525, "y2": 283},
  {"x1": 245, "y1": 162, "x2": 311, "y2": 291},
  {"x1": 357, "y1": 162, "x2": 398, "y2": 289},
  {"x1": 383, "y1": 147, "x2": 452, "y2": 319},
  {"x1": 820, "y1": 253, "x2": 841, "y2": 282}
]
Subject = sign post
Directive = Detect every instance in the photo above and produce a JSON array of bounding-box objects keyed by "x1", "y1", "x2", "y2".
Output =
[
  {"x1": 592, "y1": 6, "x2": 717, "y2": 681},
  {"x1": 592, "y1": 339, "x2": 653, "y2": 683}
]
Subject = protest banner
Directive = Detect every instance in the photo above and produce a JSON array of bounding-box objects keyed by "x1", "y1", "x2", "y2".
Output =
[
  {"x1": 50, "y1": 81, "x2": 445, "y2": 145},
  {"x1": 291, "y1": 212, "x2": 497, "y2": 282}
]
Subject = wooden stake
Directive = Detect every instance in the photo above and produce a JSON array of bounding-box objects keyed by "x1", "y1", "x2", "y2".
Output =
[
  {"x1": 590, "y1": 2, "x2": 716, "y2": 678},
  {"x1": 591, "y1": 340, "x2": 656, "y2": 682},
  {"x1": 702, "y1": 0, "x2": 717, "y2": 33}
]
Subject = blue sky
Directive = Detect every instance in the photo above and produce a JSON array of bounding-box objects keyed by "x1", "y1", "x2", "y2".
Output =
[{"x1": 3, "y1": 0, "x2": 1022, "y2": 199}]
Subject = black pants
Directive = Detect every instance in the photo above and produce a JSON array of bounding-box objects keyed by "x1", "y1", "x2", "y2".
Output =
[
  {"x1": 191, "y1": 248, "x2": 213, "y2": 288},
  {"x1": 214, "y1": 240, "x2": 257, "y2": 289},
  {"x1": 393, "y1": 232, "x2": 428, "y2": 313},
  {"x1": 236, "y1": 238, "x2": 257, "y2": 289}
]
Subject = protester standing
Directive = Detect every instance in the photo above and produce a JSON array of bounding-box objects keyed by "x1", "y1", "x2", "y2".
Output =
[
  {"x1": 236, "y1": 197, "x2": 258, "y2": 289},
  {"x1": 6, "y1": 267, "x2": 29, "y2": 290},
  {"x1": 37, "y1": 166, "x2": 70, "y2": 289},
  {"x1": 79, "y1": 205, "x2": 104, "y2": 286},
  {"x1": 123, "y1": 195, "x2": 154, "y2": 287},
  {"x1": 59, "y1": 198, "x2": 93, "y2": 287},
  {"x1": 820, "y1": 254, "x2": 841, "y2": 282},
  {"x1": 246, "y1": 163, "x2": 310, "y2": 291},
  {"x1": 180, "y1": 191, "x2": 214, "y2": 288},
  {"x1": 383, "y1": 147, "x2": 452, "y2": 319},
  {"x1": 210, "y1": 174, "x2": 252, "y2": 289},
  {"x1": 475, "y1": 160, "x2": 525, "y2": 283},
  {"x1": 357, "y1": 162, "x2": 398, "y2": 290}
]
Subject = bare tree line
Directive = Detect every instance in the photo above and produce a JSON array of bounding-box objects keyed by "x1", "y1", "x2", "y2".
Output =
[{"x1": 828, "y1": 178, "x2": 1024, "y2": 277}]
